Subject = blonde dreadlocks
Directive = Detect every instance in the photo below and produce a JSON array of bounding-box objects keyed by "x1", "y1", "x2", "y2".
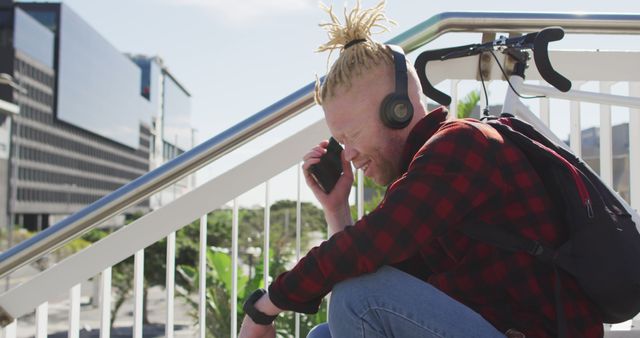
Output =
[{"x1": 315, "y1": 0, "x2": 396, "y2": 105}]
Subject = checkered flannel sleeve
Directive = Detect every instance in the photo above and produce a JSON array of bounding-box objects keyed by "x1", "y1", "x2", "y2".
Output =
[{"x1": 268, "y1": 122, "x2": 502, "y2": 313}]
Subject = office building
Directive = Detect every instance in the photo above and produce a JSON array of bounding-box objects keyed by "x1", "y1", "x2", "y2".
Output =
[
  {"x1": 0, "y1": 2, "x2": 191, "y2": 232},
  {"x1": 130, "y1": 54, "x2": 194, "y2": 210}
]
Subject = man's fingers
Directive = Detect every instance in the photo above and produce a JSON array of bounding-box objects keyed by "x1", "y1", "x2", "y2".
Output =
[
  {"x1": 304, "y1": 175, "x2": 326, "y2": 196},
  {"x1": 302, "y1": 145, "x2": 328, "y2": 161},
  {"x1": 302, "y1": 149, "x2": 325, "y2": 161},
  {"x1": 302, "y1": 158, "x2": 321, "y2": 170}
]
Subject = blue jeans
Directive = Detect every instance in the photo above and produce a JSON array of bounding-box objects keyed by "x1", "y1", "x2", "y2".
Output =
[{"x1": 307, "y1": 266, "x2": 505, "y2": 338}]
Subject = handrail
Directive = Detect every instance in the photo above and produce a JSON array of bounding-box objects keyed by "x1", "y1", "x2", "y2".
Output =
[
  {"x1": 388, "y1": 12, "x2": 640, "y2": 51},
  {"x1": 2, "y1": 11, "x2": 640, "y2": 279}
]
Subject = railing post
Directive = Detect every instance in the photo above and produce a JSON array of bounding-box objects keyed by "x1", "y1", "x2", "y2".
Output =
[
  {"x1": 99, "y1": 267, "x2": 111, "y2": 338},
  {"x1": 231, "y1": 199, "x2": 239, "y2": 338},
  {"x1": 539, "y1": 81, "x2": 550, "y2": 127},
  {"x1": 166, "y1": 232, "x2": 176, "y2": 338},
  {"x1": 569, "y1": 82, "x2": 585, "y2": 157},
  {"x1": 295, "y1": 164, "x2": 302, "y2": 338},
  {"x1": 503, "y1": 77, "x2": 522, "y2": 116},
  {"x1": 599, "y1": 82, "x2": 614, "y2": 186},
  {"x1": 2, "y1": 320, "x2": 16, "y2": 338},
  {"x1": 450, "y1": 80, "x2": 460, "y2": 120},
  {"x1": 133, "y1": 250, "x2": 144, "y2": 338},
  {"x1": 35, "y1": 302, "x2": 47, "y2": 338},
  {"x1": 263, "y1": 181, "x2": 271, "y2": 289},
  {"x1": 198, "y1": 214, "x2": 207, "y2": 338},
  {"x1": 69, "y1": 284, "x2": 81, "y2": 338}
]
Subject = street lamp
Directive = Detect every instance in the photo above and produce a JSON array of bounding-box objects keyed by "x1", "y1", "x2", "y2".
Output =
[
  {"x1": 0, "y1": 73, "x2": 23, "y2": 240},
  {"x1": 0, "y1": 74, "x2": 27, "y2": 95},
  {"x1": 0, "y1": 74, "x2": 21, "y2": 119}
]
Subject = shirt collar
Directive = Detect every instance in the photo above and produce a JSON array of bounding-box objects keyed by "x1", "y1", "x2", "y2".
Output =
[{"x1": 400, "y1": 106, "x2": 449, "y2": 172}]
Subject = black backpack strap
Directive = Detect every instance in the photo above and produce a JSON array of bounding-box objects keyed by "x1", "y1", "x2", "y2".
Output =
[{"x1": 462, "y1": 223, "x2": 556, "y2": 262}]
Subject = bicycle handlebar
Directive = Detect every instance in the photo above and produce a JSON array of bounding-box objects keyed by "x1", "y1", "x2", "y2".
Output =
[
  {"x1": 415, "y1": 27, "x2": 571, "y2": 106},
  {"x1": 533, "y1": 27, "x2": 572, "y2": 92}
]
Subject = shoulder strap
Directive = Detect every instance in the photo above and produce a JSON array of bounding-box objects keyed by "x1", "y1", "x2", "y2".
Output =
[{"x1": 461, "y1": 223, "x2": 556, "y2": 262}]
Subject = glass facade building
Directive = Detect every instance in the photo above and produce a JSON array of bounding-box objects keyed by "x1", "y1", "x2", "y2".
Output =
[
  {"x1": 163, "y1": 75, "x2": 192, "y2": 152},
  {"x1": 130, "y1": 55, "x2": 192, "y2": 210},
  {"x1": 56, "y1": 4, "x2": 151, "y2": 149},
  {"x1": 0, "y1": 2, "x2": 191, "y2": 231}
]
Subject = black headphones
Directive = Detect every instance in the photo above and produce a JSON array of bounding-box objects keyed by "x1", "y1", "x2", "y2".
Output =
[{"x1": 379, "y1": 45, "x2": 413, "y2": 129}]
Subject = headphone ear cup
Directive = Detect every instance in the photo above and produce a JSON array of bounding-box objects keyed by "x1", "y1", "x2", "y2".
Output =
[{"x1": 380, "y1": 94, "x2": 414, "y2": 129}]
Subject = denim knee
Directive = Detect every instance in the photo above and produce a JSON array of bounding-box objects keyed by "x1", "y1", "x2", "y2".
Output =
[
  {"x1": 306, "y1": 322, "x2": 331, "y2": 338},
  {"x1": 328, "y1": 276, "x2": 362, "y2": 320}
]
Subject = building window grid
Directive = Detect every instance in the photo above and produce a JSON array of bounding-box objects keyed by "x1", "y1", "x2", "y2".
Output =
[
  {"x1": 18, "y1": 124, "x2": 149, "y2": 171},
  {"x1": 14, "y1": 59, "x2": 153, "y2": 206},
  {"x1": 16, "y1": 58, "x2": 54, "y2": 89},
  {"x1": 18, "y1": 145, "x2": 141, "y2": 181},
  {"x1": 18, "y1": 167, "x2": 124, "y2": 191},
  {"x1": 17, "y1": 187, "x2": 102, "y2": 204}
]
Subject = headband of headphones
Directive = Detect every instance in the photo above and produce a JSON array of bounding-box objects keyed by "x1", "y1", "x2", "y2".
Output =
[{"x1": 387, "y1": 45, "x2": 409, "y2": 98}]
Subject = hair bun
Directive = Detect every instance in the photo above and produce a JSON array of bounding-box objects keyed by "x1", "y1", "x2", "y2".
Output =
[
  {"x1": 314, "y1": 1, "x2": 396, "y2": 105},
  {"x1": 317, "y1": 0, "x2": 395, "y2": 53}
]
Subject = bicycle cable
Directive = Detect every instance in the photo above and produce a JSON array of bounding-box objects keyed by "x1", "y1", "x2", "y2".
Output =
[
  {"x1": 477, "y1": 48, "x2": 547, "y2": 118},
  {"x1": 478, "y1": 53, "x2": 491, "y2": 117},
  {"x1": 488, "y1": 49, "x2": 546, "y2": 100}
]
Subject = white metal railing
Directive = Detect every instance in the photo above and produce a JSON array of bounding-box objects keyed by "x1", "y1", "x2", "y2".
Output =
[
  {"x1": 0, "y1": 118, "x2": 329, "y2": 337},
  {"x1": 1, "y1": 11, "x2": 640, "y2": 338}
]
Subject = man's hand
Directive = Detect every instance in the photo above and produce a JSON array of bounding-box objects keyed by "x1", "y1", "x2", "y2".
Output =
[
  {"x1": 303, "y1": 140, "x2": 354, "y2": 234},
  {"x1": 238, "y1": 315, "x2": 276, "y2": 338}
]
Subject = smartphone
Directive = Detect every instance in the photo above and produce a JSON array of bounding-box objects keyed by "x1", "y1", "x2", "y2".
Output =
[{"x1": 309, "y1": 137, "x2": 343, "y2": 194}]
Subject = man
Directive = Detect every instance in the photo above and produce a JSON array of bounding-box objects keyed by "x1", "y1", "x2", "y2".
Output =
[{"x1": 239, "y1": 2, "x2": 603, "y2": 337}]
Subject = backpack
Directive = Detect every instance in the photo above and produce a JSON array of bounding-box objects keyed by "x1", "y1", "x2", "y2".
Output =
[{"x1": 460, "y1": 113, "x2": 640, "y2": 328}]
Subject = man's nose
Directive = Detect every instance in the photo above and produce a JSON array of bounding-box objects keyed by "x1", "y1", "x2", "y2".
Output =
[{"x1": 342, "y1": 144, "x2": 358, "y2": 162}]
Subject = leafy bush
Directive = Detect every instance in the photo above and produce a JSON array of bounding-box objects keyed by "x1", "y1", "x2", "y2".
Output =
[{"x1": 177, "y1": 247, "x2": 327, "y2": 338}]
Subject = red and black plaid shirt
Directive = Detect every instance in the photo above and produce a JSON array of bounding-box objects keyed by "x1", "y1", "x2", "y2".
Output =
[{"x1": 269, "y1": 107, "x2": 603, "y2": 337}]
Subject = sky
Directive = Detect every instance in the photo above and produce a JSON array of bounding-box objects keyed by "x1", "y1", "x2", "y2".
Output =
[{"x1": 21, "y1": 0, "x2": 640, "y2": 206}]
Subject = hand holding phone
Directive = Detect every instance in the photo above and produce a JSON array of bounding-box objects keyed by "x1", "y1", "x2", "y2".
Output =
[{"x1": 308, "y1": 137, "x2": 343, "y2": 194}]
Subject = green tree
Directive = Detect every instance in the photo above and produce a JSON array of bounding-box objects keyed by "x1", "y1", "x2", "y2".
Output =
[
  {"x1": 171, "y1": 201, "x2": 328, "y2": 337},
  {"x1": 350, "y1": 175, "x2": 386, "y2": 220},
  {"x1": 69, "y1": 200, "x2": 328, "y2": 333},
  {"x1": 177, "y1": 246, "x2": 327, "y2": 338},
  {"x1": 110, "y1": 256, "x2": 135, "y2": 327},
  {"x1": 457, "y1": 89, "x2": 482, "y2": 119}
]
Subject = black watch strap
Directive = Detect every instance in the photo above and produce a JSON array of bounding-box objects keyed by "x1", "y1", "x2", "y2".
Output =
[{"x1": 243, "y1": 288, "x2": 278, "y2": 325}]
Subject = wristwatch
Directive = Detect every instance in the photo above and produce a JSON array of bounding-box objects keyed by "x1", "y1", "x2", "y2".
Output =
[{"x1": 243, "y1": 288, "x2": 278, "y2": 325}]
